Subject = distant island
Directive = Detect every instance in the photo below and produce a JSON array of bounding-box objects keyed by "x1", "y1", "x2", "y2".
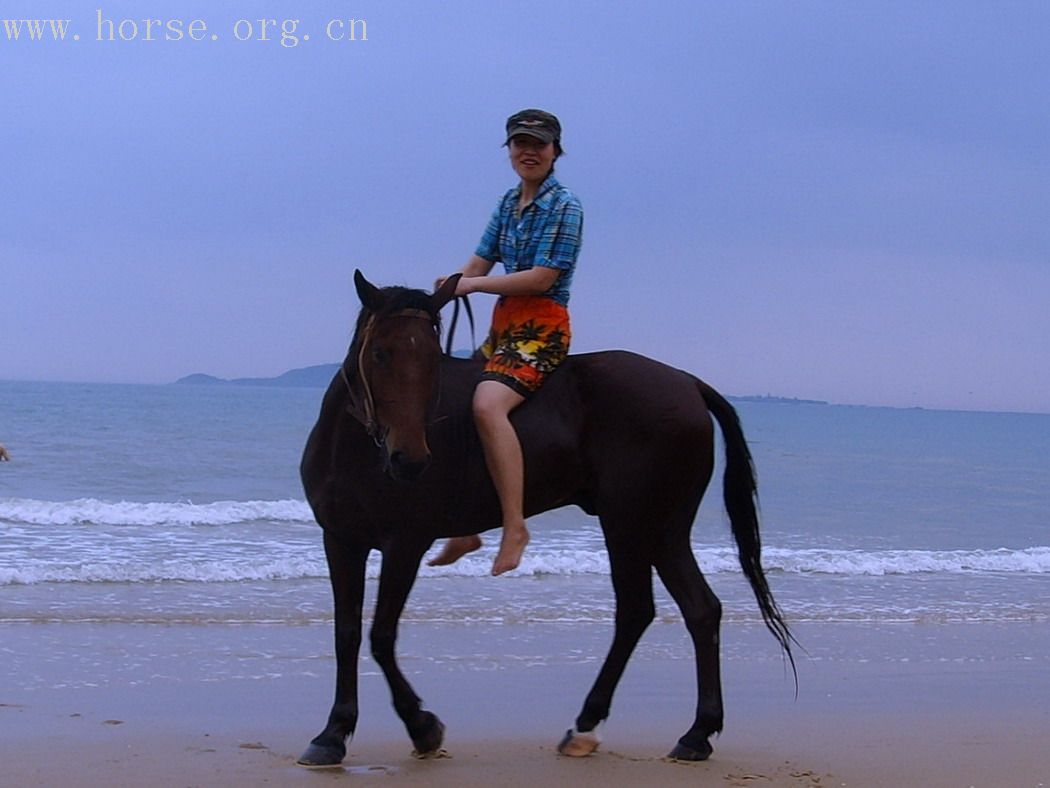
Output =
[
  {"x1": 175, "y1": 364, "x2": 341, "y2": 388},
  {"x1": 730, "y1": 395, "x2": 829, "y2": 406},
  {"x1": 175, "y1": 365, "x2": 827, "y2": 405}
]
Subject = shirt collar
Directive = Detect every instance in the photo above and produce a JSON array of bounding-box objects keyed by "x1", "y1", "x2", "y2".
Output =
[{"x1": 513, "y1": 173, "x2": 560, "y2": 212}]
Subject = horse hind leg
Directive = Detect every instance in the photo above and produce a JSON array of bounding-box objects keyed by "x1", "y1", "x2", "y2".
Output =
[
  {"x1": 559, "y1": 532, "x2": 655, "y2": 757},
  {"x1": 654, "y1": 539, "x2": 724, "y2": 761}
]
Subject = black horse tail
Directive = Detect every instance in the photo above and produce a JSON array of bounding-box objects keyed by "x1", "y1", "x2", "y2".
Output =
[{"x1": 697, "y1": 379, "x2": 798, "y2": 683}]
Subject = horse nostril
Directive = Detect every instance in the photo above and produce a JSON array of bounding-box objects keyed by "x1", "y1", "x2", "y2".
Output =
[{"x1": 387, "y1": 451, "x2": 430, "y2": 482}]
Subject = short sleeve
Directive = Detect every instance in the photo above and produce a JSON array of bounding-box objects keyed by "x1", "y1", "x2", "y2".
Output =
[
  {"x1": 533, "y1": 196, "x2": 583, "y2": 270},
  {"x1": 473, "y1": 200, "x2": 504, "y2": 263}
]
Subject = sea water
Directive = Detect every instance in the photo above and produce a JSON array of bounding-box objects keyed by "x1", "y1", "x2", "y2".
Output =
[{"x1": 2, "y1": 379, "x2": 1048, "y2": 662}]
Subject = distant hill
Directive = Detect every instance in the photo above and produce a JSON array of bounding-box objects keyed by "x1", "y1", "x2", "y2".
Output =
[
  {"x1": 175, "y1": 365, "x2": 829, "y2": 405},
  {"x1": 174, "y1": 364, "x2": 340, "y2": 388},
  {"x1": 730, "y1": 394, "x2": 828, "y2": 406}
]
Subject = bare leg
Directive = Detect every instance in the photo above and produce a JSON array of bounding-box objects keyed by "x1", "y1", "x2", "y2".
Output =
[
  {"x1": 426, "y1": 534, "x2": 482, "y2": 566},
  {"x1": 473, "y1": 380, "x2": 529, "y2": 576}
]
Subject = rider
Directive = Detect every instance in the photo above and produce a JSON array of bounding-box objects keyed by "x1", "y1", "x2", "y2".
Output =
[{"x1": 429, "y1": 109, "x2": 584, "y2": 576}]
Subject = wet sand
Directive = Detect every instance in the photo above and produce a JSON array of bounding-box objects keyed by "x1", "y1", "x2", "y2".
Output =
[{"x1": 3, "y1": 619, "x2": 1048, "y2": 787}]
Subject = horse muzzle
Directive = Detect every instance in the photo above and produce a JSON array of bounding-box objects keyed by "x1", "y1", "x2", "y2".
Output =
[{"x1": 386, "y1": 449, "x2": 432, "y2": 482}]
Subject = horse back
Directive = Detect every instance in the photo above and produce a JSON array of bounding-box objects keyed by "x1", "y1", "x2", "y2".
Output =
[
  {"x1": 441, "y1": 349, "x2": 715, "y2": 476},
  {"x1": 550, "y1": 351, "x2": 717, "y2": 516},
  {"x1": 557, "y1": 350, "x2": 713, "y2": 431}
]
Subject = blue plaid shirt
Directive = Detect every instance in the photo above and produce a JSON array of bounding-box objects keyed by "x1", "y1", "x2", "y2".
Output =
[{"x1": 474, "y1": 173, "x2": 583, "y2": 306}]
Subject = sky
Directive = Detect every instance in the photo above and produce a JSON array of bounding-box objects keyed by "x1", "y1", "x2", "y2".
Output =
[{"x1": 2, "y1": 1, "x2": 1048, "y2": 413}]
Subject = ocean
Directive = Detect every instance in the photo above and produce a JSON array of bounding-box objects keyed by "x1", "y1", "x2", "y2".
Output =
[{"x1": 2, "y1": 378, "x2": 1049, "y2": 688}]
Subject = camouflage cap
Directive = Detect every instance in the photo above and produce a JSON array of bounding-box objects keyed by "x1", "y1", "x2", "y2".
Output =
[{"x1": 504, "y1": 108, "x2": 561, "y2": 145}]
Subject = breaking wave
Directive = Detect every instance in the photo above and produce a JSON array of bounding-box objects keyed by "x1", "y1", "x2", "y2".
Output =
[{"x1": 0, "y1": 497, "x2": 312, "y2": 527}]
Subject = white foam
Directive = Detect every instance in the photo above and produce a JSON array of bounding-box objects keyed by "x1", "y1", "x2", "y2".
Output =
[
  {"x1": 0, "y1": 556, "x2": 329, "y2": 585},
  {"x1": 3, "y1": 545, "x2": 1048, "y2": 586},
  {"x1": 2, "y1": 496, "x2": 1048, "y2": 584},
  {"x1": 0, "y1": 497, "x2": 312, "y2": 527},
  {"x1": 415, "y1": 545, "x2": 1050, "y2": 579},
  {"x1": 761, "y1": 546, "x2": 1050, "y2": 575},
  {"x1": 409, "y1": 546, "x2": 1050, "y2": 579}
]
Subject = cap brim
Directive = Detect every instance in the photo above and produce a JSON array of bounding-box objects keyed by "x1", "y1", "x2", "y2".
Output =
[{"x1": 505, "y1": 126, "x2": 555, "y2": 145}]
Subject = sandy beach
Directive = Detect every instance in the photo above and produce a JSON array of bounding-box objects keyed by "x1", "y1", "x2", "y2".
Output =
[
  {"x1": 4, "y1": 386, "x2": 1049, "y2": 786},
  {"x1": 4, "y1": 619, "x2": 1048, "y2": 787}
]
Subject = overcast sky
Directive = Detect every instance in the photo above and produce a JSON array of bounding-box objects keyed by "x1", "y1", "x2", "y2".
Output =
[{"x1": 2, "y1": 1, "x2": 1047, "y2": 413}]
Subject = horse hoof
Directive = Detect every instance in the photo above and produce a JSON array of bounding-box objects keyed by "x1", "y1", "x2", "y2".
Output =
[
  {"x1": 297, "y1": 741, "x2": 346, "y2": 767},
  {"x1": 667, "y1": 738, "x2": 713, "y2": 761},
  {"x1": 557, "y1": 727, "x2": 600, "y2": 757},
  {"x1": 410, "y1": 711, "x2": 445, "y2": 756}
]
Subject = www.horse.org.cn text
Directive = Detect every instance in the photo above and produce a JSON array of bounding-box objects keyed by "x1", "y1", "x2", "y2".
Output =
[{"x1": 2, "y1": 11, "x2": 368, "y2": 47}]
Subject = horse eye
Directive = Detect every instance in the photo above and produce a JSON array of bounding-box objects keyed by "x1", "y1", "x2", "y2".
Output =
[{"x1": 372, "y1": 346, "x2": 390, "y2": 364}]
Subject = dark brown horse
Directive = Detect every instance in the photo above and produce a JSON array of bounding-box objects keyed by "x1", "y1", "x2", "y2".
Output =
[{"x1": 297, "y1": 271, "x2": 794, "y2": 766}]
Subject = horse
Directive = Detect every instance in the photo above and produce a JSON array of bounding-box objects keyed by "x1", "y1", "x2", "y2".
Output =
[{"x1": 297, "y1": 270, "x2": 794, "y2": 767}]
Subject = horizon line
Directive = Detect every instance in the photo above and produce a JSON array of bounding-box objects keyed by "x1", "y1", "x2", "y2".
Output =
[{"x1": 2, "y1": 375, "x2": 1047, "y2": 418}]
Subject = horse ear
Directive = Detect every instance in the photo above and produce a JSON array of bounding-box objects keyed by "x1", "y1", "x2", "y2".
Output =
[
  {"x1": 432, "y1": 274, "x2": 461, "y2": 311},
  {"x1": 354, "y1": 269, "x2": 385, "y2": 312}
]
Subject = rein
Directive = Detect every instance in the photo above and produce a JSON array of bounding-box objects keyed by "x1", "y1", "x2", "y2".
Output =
[{"x1": 444, "y1": 295, "x2": 476, "y2": 357}]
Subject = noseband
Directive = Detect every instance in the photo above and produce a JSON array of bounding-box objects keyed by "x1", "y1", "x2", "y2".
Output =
[{"x1": 342, "y1": 307, "x2": 439, "y2": 445}]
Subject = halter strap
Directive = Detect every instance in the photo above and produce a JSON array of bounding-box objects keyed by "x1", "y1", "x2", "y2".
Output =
[
  {"x1": 392, "y1": 308, "x2": 437, "y2": 323},
  {"x1": 342, "y1": 307, "x2": 441, "y2": 443}
]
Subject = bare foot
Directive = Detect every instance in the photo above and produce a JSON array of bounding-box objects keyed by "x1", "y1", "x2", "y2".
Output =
[
  {"x1": 427, "y1": 535, "x2": 483, "y2": 566},
  {"x1": 491, "y1": 524, "x2": 530, "y2": 576}
]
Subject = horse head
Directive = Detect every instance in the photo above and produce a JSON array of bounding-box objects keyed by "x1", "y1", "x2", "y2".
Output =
[{"x1": 344, "y1": 270, "x2": 460, "y2": 481}]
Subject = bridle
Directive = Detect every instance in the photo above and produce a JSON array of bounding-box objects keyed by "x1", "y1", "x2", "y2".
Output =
[
  {"x1": 342, "y1": 307, "x2": 439, "y2": 445},
  {"x1": 341, "y1": 295, "x2": 476, "y2": 447}
]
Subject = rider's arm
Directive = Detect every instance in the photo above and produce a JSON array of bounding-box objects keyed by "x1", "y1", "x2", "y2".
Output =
[
  {"x1": 459, "y1": 255, "x2": 496, "y2": 278},
  {"x1": 436, "y1": 255, "x2": 494, "y2": 291},
  {"x1": 456, "y1": 266, "x2": 559, "y2": 297}
]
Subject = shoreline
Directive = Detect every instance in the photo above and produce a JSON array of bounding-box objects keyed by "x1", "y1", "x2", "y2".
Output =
[{"x1": 4, "y1": 619, "x2": 1048, "y2": 786}]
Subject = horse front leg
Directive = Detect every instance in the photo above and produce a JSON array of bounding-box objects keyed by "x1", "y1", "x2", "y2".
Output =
[
  {"x1": 298, "y1": 530, "x2": 369, "y2": 766},
  {"x1": 371, "y1": 540, "x2": 445, "y2": 755},
  {"x1": 559, "y1": 532, "x2": 655, "y2": 757}
]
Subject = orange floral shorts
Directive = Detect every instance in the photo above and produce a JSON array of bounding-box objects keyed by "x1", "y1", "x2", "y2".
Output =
[{"x1": 479, "y1": 295, "x2": 571, "y2": 397}]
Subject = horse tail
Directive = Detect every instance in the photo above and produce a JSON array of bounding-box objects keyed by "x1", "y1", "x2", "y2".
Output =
[{"x1": 697, "y1": 379, "x2": 798, "y2": 682}]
